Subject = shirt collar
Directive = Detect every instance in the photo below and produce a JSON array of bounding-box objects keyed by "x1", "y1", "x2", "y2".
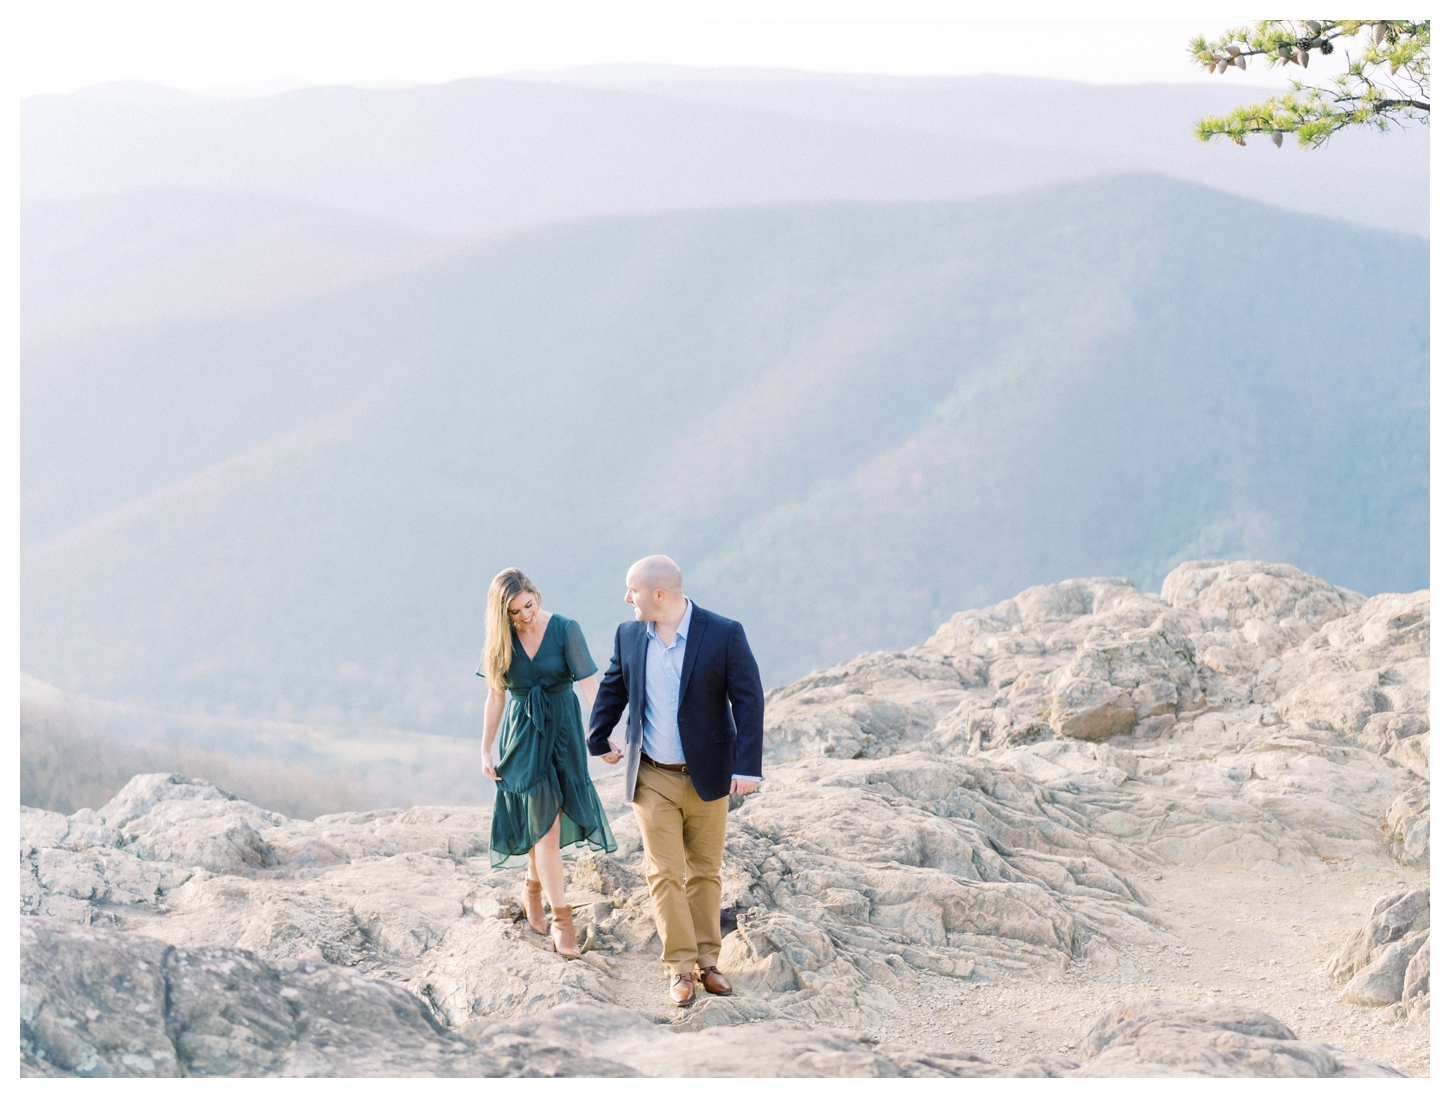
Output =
[{"x1": 646, "y1": 599, "x2": 693, "y2": 647}]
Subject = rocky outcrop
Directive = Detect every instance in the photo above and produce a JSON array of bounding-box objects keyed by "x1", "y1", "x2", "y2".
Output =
[
  {"x1": 18, "y1": 562, "x2": 1427, "y2": 1075},
  {"x1": 769, "y1": 561, "x2": 1425, "y2": 770},
  {"x1": 21, "y1": 919, "x2": 502, "y2": 1077},
  {"x1": 1328, "y1": 889, "x2": 1430, "y2": 1021},
  {"x1": 21, "y1": 919, "x2": 1400, "y2": 1079},
  {"x1": 1382, "y1": 783, "x2": 1430, "y2": 868},
  {"x1": 765, "y1": 562, "x2": 1424, "y2": 877},
  {"x1": 1070, "y1": 1000, "x2": 1400, "y2": 1077}
]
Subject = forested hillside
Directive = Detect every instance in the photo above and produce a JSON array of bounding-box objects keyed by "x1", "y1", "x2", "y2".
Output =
[{"x1": 21, "y1": 176, "x2": 1428, "y2": 737}]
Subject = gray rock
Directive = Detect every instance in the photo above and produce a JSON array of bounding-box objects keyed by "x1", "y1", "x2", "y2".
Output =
[
  {"x1": 25, "y1": 921, "x2": 1398, "y2": 1079},
  {"x1": 17, "y1": 561, "x2": 1430, "y2": 1075},
  {"x1": 1401, "y1": 936, "x2": 1429, "y2": 1002},
  {"x1": 468, "y1": 1000, "x2": 1015, "y2": 1077},
  {"x1": 1327, "y1": 888, "x2": 1429, "y2": 984},
  {"x1": 20, "y1": 920, "x2": 178, "y2": 1077},
  {"x1": 1071, "y1": 999, "x2": 1401, "y2": 1077},
  {"x1": 101, "y1": 773, "x2": 285, "y2": 874},
  {"x1": 1339, "y1": 929, "x2": 1429, "y2": 1006},
  {"x1": 20, "y1": 918, "x2": 527, "y2": 1077},
  {"x1": 1160, "y1": 560, "x2": 1365, "y2": 629},
  {"x1": 1383, "y1": 783, "x2": 1429, "y2": 867}
]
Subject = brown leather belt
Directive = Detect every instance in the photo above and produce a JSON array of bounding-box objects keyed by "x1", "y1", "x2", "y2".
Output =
[{"x1": 642, "y1": 751, "x2": 688, "y2": 774}]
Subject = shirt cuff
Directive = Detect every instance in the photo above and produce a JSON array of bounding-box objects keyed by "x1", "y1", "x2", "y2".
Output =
[{"x1": 731, "y1": 774, "x2": 761, "y2": 782}]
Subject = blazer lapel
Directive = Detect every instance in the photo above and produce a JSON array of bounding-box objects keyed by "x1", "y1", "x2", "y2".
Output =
[
  {"x1": 678, "y1": 607, "x2": 709, "y2": 705},
  {"x1": 630, "y1": 624, "x2": 649, "y2": 734}
]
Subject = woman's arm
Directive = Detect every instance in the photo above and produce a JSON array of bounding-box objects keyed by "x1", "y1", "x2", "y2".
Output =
[
  {"x1": 588, "y1": 626, "x2": 629, "y2": 763},
  {"x1": 481, "y1": 688, "x2": 506, "y2": 779},
  {"x1": 576, "y1": 672, "x2": 599, "y2": 718},
  {"x1": 579, "y1": 669, "x2": 623, "y2": 764}
]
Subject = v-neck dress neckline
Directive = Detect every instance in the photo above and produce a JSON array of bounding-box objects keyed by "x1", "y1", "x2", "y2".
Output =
[{"x1": 514, "y1": 613, "x2": 554, "y2": 663}]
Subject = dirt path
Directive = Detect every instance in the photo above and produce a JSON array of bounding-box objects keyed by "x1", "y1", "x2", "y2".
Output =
[
  {"x1": 568, "y1": 855, "x2": 1429, "y2": 1075},
  {"x1": 583, "y1": 753, "x2": 1429, "y2": 1075},
  {"x1": 871, "y1": 860, "x2": 1431, "y2": 1076}
]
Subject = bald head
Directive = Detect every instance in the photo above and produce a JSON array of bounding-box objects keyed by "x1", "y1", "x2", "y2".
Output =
[
  {"x1": 629, "y1": 554, "x2": 683, "y2": 594},
  {"x1": 624, "y1": 555, "x2": 687, "y2": 626}
]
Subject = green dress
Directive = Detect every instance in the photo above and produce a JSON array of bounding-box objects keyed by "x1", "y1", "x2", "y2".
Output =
[{"x1": 478, "y1": 614, "x2": 617, "y2": 869}]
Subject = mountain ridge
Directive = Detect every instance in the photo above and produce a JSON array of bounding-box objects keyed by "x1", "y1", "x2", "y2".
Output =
[
  {"x1": 22, "y1": 71, "x2": 1427, "y2": 237},
  {"x1": 21, "y1": 176, "x2": 1427, "y2": 737}
]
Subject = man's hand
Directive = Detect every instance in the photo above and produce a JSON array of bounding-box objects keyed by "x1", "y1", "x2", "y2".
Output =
[
  {"x1": 730, "y1": 778, "x2": 759, "y2": 795},
  {"x1": 600, "y1": 739, "x2": 624, "y2": 765}
]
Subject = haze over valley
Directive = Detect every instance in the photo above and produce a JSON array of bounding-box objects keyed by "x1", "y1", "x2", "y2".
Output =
[{"x1": 20, "y1": 67, "x2": 1428, "y2": 805}]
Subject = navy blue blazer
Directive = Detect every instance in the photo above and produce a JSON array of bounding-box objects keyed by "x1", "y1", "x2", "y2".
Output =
[{"x1": 587, "y1": 603, "x2": 765, "y2": 802}]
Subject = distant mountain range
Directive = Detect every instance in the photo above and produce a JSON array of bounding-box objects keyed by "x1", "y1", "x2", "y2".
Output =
[
  {"x1": 21, "y1": 189, "x2": 448, "y2": 344},
  {"x1": 20, "y1": 69, "x2": 1428, "y2": 348},
  {"x1": 23, "y1": 68, "x2": 1428, "y2": 238},
  {"x1": 21, "y1": 177, "x2": 1428, "y2": 740}
]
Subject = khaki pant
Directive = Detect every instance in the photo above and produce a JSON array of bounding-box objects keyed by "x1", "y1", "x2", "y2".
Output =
[{"x1": 631, "y1": 759, "x2": 729, "y2": 975}]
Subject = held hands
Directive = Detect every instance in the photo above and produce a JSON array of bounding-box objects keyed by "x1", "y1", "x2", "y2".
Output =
[{"x1": 593, "y1": 740, "x2": 757, "y2": 794}]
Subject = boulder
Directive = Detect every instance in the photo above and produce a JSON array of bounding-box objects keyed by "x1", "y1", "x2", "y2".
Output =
[
  {"x1": 1339, "y1": 930, "x2": 1429, "y2": 1007},
  {"x1": 1382, "y1": 783, "x2": 1429, "y2": 868},
  {"x1": 1160, "y1": 560, "x2": 1364, "y2": 629},
  {"x1": 1327, "y1": 888, "x2": 1429, "y2": 984},
  {"x1": 21, "y1": 918, "x2": 503, "y2": 1077},
  {"x1": 1071, "y1": 1000, "x2": 1400, "y2": 1077}
]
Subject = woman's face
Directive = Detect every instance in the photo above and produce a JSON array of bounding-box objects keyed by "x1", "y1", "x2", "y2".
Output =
[{"x1": 507, "y1": 590, "x2": 539, "y2": 628}]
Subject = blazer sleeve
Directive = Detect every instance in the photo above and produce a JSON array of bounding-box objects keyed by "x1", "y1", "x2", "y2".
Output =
[
  {"x1": 588, "y1": 625, "x2": 629, "y2": 755},
  {"x1": 724, "y1": 620, "x2": 766, "y2": 778}
]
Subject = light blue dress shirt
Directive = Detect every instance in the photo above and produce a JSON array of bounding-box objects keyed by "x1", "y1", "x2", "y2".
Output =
[{"x1": 641, "y1": 600, "x2": 759, "y2": 783}]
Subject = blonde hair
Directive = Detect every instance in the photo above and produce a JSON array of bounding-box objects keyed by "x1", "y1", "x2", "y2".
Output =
[{"x1": 483, "y1": 568, "x2": 541, "y2": 689}]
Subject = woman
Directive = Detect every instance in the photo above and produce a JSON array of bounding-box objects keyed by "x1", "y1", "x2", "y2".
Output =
[{"x1": 478, "y1": 568, "x2": 616, "y2": 959}]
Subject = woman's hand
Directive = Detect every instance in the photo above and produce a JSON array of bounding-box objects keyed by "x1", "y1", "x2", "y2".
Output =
[{"x1": 481, "y1": 687, "x2": 505, "y2": 782}]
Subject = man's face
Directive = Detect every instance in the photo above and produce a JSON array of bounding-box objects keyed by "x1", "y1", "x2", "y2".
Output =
[{"x1": 624, "y1": 569, "x2": 664, "y2": 621}]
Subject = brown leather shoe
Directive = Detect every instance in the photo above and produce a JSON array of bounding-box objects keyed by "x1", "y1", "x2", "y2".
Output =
[
  {"x1": 549, "y1": 906, "x2": 581, "y2": 959},
  {"x1": 521, "y1": 878, "x2": 548, "y2": 935},
  {"x1": 669, "y1": 972, "x2": 696, "y2": 1007},
  {"x1": 697, "y1": 966, "x2": 732, "y2": 996}
]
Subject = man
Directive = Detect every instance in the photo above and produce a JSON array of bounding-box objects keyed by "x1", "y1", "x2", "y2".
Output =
[{"x1": 588, "y1": 555, "x2": 764, "y2": 1008}]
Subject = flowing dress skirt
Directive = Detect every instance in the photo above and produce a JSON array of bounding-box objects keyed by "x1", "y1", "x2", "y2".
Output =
[{"x1": 489, "y1": 681, "x2": 616, "y2": 869}]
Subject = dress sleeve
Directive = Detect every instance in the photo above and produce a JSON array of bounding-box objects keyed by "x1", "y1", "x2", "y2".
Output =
[{"x1": 563, "y1": 618, "x2": 599, "y2": 681}]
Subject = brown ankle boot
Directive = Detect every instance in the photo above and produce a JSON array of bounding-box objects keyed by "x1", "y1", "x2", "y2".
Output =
[
  {"x1": 549, "y1": 905, "x2": 581, "y2": 959},
  {"x1": 521, "y1": 878, "x2": 548, "y2": 935}
]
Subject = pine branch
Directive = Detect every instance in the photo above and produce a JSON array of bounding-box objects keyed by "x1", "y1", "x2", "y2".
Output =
[{"x1": 1189, "y1": 20, "x2": 1429, "y2": 148}]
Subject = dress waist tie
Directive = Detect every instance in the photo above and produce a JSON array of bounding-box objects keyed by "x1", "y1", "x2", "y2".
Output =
[{"x1": 509, "y1": 682, "x2": 574, "y2": 738}]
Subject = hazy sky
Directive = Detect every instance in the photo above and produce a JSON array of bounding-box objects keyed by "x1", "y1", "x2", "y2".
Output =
[{"x1": 14, "y1": 1, "x2": 1293, "y2": 98}]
